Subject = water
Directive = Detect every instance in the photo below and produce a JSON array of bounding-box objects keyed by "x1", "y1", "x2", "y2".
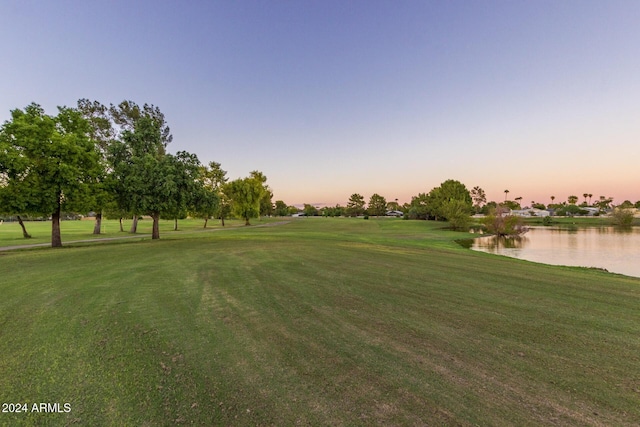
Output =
[{"x1": 469, "y1": 226, "x2": 640, "y2": 278}]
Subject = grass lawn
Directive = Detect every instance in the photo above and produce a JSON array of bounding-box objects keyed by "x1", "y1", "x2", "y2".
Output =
[
  {"x1": 0, "y1": 217, "x2": 247, "y2": 248},
  {"x1": 1, "y1": 217, "x2": 639, "y2": 425}
]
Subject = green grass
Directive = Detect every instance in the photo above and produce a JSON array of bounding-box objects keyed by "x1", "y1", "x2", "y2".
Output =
[
  {"x1": 1, "y1": 218, "x2": 639, "y2": 425},
  {"x1": 0, "y1": 218, "x2": 246, "y2": 248}
]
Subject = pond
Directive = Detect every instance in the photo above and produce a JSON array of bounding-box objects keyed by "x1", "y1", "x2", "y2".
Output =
[{"x1": 468, "y1": 226, "x2": 640, "y2": 278}]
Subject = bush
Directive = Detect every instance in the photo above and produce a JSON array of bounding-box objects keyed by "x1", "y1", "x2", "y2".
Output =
[
  {"x1": 611, "y1": 208, "x2": 634, "y2": 226},
  {"x1": 482, "y1": 207, "x2": 527, "y2": 236}
]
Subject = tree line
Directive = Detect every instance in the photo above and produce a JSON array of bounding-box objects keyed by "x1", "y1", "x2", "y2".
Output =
[
  {"x1": 0, "y1": 100, "x2": 273, "y2": 247},
  {"x1": 295, "y1": 179, "x2": 475, "y2": 230}
]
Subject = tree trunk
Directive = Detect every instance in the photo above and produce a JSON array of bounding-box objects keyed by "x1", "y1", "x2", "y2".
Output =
[
  {"x1": 130, "y1": 215, "x2": 138, "y2": 233},
  {"x1": 16, "y1": 215, "x2": 32, "y2": 239},
  {"x1": 174, "y1": 218, "x2": 178, "y2": 231},
  {"x1": 51, "y1": 206, "x2": 62, "y2": 248},
  {"x1": 16, "y1": 215, "x2": 31, "y2": 239},
  {"x1": 221, "y1": 215, "x2": 225, "y2": 227},
  {"x1": 93, "y1": 212, "x2": 102, "y2": 235},
  {"x1": 152, "y1": 213, "x2": 160, "y2": 239},
  {"x1": 119, "y1": 217, "x2": 124, "y2": 232},
  {"x1": 203, "y1": 218, "x2": 208, "y2": 228},
  {"x1": 244, "y1": 217, "x2": 250, "y2": 226}
]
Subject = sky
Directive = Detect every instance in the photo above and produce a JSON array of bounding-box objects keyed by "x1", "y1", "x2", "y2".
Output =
[{"x1": 2, "y1": 0, "x2": 639, "y2": 207}]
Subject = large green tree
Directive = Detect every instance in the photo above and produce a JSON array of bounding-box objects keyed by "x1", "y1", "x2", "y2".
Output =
[
  {"x1": 368, "y1": 193, "x2": 387, "y2": 217},
  {"x1": 346, "y1": 193, "x2": 366, "y2": 217},
  {"x1": 0, "y1": 103, "x2": 101, "y2": 247},
  {"x1": 77, "y1": 99, "x2": 116, "y2": 234},
  {"x1": 108, "y1": 115, "x2": 198, "y2": 239},
  {"x1": 426, "y1": 179, "x2": 472, "y2": 220},
  {"x1": 108, "y1": 100, "x2": 173, "y2": 233},
  {"x1": 225, "y1": 176, "x2": 265, "y2": 225}
]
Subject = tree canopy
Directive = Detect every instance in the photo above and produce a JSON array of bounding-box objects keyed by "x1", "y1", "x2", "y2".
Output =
[
  {"x1": 346, "y1": 193, "x2": 366, "y2": 217},
  {"x1": 0, "y1": 103, "x2": 101, "y2": 247},
  {"x1": 225, "y1": 175, "x2": 266, "y2": 225},
  {"x1": 368, "y1": 193, "x2": 387, "y2": 216}
]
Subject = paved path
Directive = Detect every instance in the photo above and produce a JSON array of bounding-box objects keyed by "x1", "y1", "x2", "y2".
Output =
[{"x1": 0, "y1": 221, "x2": 291, "y2": 252}]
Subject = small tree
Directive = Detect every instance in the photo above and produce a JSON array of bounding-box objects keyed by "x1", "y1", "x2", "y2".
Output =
[
  {"x1": 470, "y1": 186, "x2": 486, "y2": 213},
  {"x1": 482, "y1": 207, "x2": 527, "y2": 236},
  {"x1": 225, "y1": 176, "x2": 264, "y2": 225}
]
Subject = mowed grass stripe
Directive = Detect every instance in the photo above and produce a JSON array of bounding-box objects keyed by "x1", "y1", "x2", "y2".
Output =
[{"x1": 0, "y1": 218, "x2": 639, "y2": 425}]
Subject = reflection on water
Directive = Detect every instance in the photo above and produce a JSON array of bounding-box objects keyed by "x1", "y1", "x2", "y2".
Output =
[{"x1": 470, "y1": 226, "x2": 640, "y2": 278}]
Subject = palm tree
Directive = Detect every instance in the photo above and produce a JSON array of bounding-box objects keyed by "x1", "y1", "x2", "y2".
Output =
[
  {"x1": 504, "y1": 189, "x2": 509, "y2": 201},
  {"x1": 588, "y1": 194, "x2": 593, "y2": 205},
  {"x1": 550, "y1": 196, "x2": 555, "y2": 205},
  {"x1": 583, "y1": 193, "x2": 588, "y2": 204},
  {"x1": 515, "y1": 196, "x2": 523, "y2": 207}
]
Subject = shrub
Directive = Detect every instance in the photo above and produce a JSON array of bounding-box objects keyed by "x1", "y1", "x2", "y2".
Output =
[
  {"x1": 482, "y1": 207, "x2": 527, "y2": 236},
  {"x1": 611, "y1": 208, "x2": 634, "y2": 226}
]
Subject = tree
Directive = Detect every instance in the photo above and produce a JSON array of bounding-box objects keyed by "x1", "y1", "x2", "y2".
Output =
[
  {"x1": 225, "y1": 176, "x2": 265, "y2": 225},
  {"x1": 611, "y1": 208, "x2": 634, "y2": 226},
  {"x1": 346, "y1": 193, "x2": 366, "y2": 217},
  {"x1": 303, "y1": 204, "x2": 318, "y2": 216},
  {"x1": 504, "y1": 189, "x2": 509, "y2": 201},
  {"x1": 583, "y1": 193, "x2": 589, "y2": 204},
  {"x1": 588, "y1": 194, "x2": 593, "y2": 205},
  {"x1": 160, "y1": 151, "x2": 203, "y2": 232},
  {"x1": 567, "y1": 195, "x2": 579, "y2": 205},
  {"x1": 77, "y1": 99, "x2": 117, "y2": 235},
  {"x1": 442, "y1": 199, "x2": 471, "y2": 231},
  {"x1": 406, "y1": 193, "x2": 429, "y2": 219},
  {"x1": 104, "y1": 100, "x2": 174, "y2": 233},
  {"x1": 426, "y1": 179, "x2": 472, "y2": 220},
  {"x1": 514, "y1": 196, "x2": 523, "y2": 208},
  {"x1": 368, "y1": 193, "x2": 387, "y2": 217},
  {"x1": 274, "y1": 200, "x2": 289, "y2": 216},
  {"x1": 482, "y1": 206, "x2": 527, "y2": 236},
  {"x1": 0, "y1": 103, "x2": 102, "y2": 247},
  {"x1": 191, "y1": 161, "x2": 225, "y2": 228},
  {"x1": 250, "y1": 170, "x2": 273, "y2": 218},
  {"x1": 109, "y1": 100, "x2": 172, "y2": 147},
  {"x1": 470, "y1": 186, "x2": 486, "y2": 213},
  {"x1": 108, "y1": 115, "x2": 197, "y2": 239}
]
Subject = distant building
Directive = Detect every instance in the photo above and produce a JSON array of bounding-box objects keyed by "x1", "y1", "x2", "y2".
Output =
[{"x1": 509, "y1": 208, "x2": 550, "y2": 217}]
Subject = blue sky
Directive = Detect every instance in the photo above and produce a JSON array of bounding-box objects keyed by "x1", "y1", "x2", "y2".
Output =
[{"x1": 2, "y1": 1, "x2": 639, "y2": 206}]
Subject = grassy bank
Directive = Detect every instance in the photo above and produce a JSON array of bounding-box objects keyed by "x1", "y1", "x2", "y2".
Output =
[{"x1": 1, "y1": 218, "x2": 639, "y2": 425}]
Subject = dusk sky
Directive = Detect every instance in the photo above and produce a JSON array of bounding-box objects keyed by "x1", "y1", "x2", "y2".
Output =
[{"x1": 2, "y1": 1, "x2": 639, "y2": 207}]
